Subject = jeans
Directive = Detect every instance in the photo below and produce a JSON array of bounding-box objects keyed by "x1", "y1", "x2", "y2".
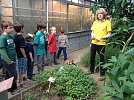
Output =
[
  {"x1": 57, "y1": 47, "x2": 67, "y2": 61},
  {"x1": 17, "y1": 57, "x2": 27, "y2": 74},
  {"x1": 90, "y1": 44, "x2": 105, "y2": 76},
  {"x1": 27, "y1": 61, "x2": 34, "y2": 79}
]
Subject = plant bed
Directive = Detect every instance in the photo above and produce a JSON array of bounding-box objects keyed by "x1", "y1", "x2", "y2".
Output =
[
  {"x1": 10, "y1": 85, "x2": 63, "y2": 100},
  {"x1": 10, "y1": 64, "x2": 98, "y2": 100}
]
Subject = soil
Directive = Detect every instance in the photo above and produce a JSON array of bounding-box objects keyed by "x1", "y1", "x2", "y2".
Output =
[{"x1": 9, "y1": 62, "x2": 104, "y2": 100}]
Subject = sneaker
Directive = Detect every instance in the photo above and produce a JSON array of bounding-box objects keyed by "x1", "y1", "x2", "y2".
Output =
[
  {"x1": 98, "y1": 76, "x2": 105, "y2": 81},
  {"x1": 11, "y1": 89, "x2": 20, "y2": 95}
]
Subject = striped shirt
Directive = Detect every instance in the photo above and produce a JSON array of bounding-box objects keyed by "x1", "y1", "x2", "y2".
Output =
[{"x1": 58, "y1": 35, "x2": 69, "y2": 47}]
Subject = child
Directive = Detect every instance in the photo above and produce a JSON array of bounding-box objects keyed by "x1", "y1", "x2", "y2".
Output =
[
  {"x1": 25, "y1": 33, "x2": 34, "y2": 81},
  {"x1": 0, "y1": 21, "x2": 18, "y2": 95},
  {"x1": 57, "y1": 27, "x2": 69, "y2": 61},
  {"x1": 48, "y1": 26, "x2": 59, "y2": 66},
  {"x1": 33, "y1": 22, "x2": 46, "y2": 73},
  {"x1": 14, "y1": 22, "x2": 27, "y2": 87}
]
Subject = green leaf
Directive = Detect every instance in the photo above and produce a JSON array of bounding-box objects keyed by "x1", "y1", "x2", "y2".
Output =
[
  {"x1": 106, "y1": 72, "x2": 120, "y2": 91},
  {"x1": 120, "y1": 84, "x2": 127, "y2": 93},
  {"x1": 130, "y1": 73, "x2": 134, "y2": 82},
  {"x1": 98, "y1": 93, "x2": 108, "y2": 100},
  {"x1": 118, "y1": 77, "x2": 126, "y2": 81},
  {"x1": 129, "y1": 27, "x2": 134, "y2": 30},
  {"x1": 103, "y1": 63, "x2": 113, "y2": 68},
  {"x1": 115, "y1": 93, "x2": 123, "y2": 99},
  {"x1": 126, "y1": 61, "x2": 134, "y2": 75},
  {"x1": 110, "y1": 67, "x2": 120, "y2": 75},
  {"x1": 125, "y1": 48, "x2": 134, "y2": 55},
  {"x1": 103, "y1": 96, "x2": 111, "y2": 100},
  {"x1": 101, "y1": 86, "x2": 114, "y2": 92},
  {"x1": 111, "y1": 56, "x2": 117, "y2": 63},
  {"x1": 124, "y1": 82, "x2": 134, "y2": 89}
]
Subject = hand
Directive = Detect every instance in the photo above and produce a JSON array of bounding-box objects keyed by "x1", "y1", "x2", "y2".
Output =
[
  {"x1": 68, "y1": 46, "x2": 70, "y2": 49},
  {"x1": 96, "y1": 38, "x2": 102, "y2": 42},
  {"x1": 91, "y1": 36, "x2": 95, "y2": 40},
  {"x1": 10, "y1": 61, "x2": 15, "y2": 64}
]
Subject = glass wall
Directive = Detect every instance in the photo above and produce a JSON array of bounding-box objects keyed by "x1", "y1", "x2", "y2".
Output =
[
  {"x1": 0, "y1": 0, "x2": 13, "y2": 22},
  {"x1": 15, "y1": 0, "x2": 46, "y2": 33},
  {"x1": 0, "y1": 0, "x2": 94, "y2": 33},
  {"x1": 49, "y1": 0, "x2": 93, "y2": 33},
  {"x1": 82, "y1": 8, "x2": 93, "y2": 31},
  {"x1": 48, "y1": 0, "x2": 67, "y2": 33}
]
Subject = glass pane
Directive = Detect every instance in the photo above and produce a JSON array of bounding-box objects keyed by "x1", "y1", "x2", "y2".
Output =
[
  {"x1": 91, "y1": 2, "x2": 95, "y2": 7},
  {"x1": 53, "y1": 1, "x2": 60, "y2": 12},
  {"x1": 72, "y1": 0, "x2": 79, "y2": 3},
  {"x1": 1, "y1": 0, "x2": 12, "y2": 6},
  {"x1": 48, "y1": 0, "x2": 52, "y2": 11},
  {"x1": 48, "y1": 13, "x2": 66, "y2": 33},
  {"x1": 68, "y1": 5, "x2": 81, "y2": 32},
  {"x1": 1, "y1": 16, "x2": 13, "y2": 22},
  {"x1": 82, "y1": 8, "x2": 93, "y2": 31},
  {"x1": 85, "y1": 1, "x2": 91, "y2": 6},
  {"x1": 79, "y1": 0, "x2": 84, "y2": 4},
  {"x1": 31, "y1": 11, "x2": 43, "y2": 16},
  {"x1": 17, "y1": 9, "x2": 31, "y2": 16},
  {"x1": 32, "y1": 0, "x2": 42, "y2": 10},
  {"x1": 2, "y1": 8, "x2": 12, "y2": 15},
  {"x1": 61, "y1": 3, "x2": 66, "y2": 12},
  {"x1": 17, "y1": 0, "x2": 31, "y2": 8},
  {"x1": 16, "y1": 17, "x2": 43, "y2": 33},
  {"x1": 42, "y1": 0, "x2": 46, "y2": 10}
]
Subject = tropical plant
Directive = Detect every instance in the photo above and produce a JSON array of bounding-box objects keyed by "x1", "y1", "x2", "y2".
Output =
[
  {"x1": 81, "y1": 43, "x2": 121, "y2": 70},
  {"x1": 91, "y1": 0, "x2": 134, "y2": 20},
  {"x1": 98, "y1": 32, "x2": 134, "y2": 100}
]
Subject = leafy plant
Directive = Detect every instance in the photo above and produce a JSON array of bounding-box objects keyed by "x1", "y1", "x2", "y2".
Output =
[
  {"x1": 99, "y1": 32, "x2": 134, "y2": 100},
  {"x1": 24, "y1": 92, "x2": 37, "y2": 100},
  {"x1": 81, "y1": 43, "x2": 121, "y2": 71},
  {"x1": 91, "y1": 0, "x2": 134, "y2": 20},
  {"x1": 35, "y1": 65, "x2": 97, "y2": 100}
]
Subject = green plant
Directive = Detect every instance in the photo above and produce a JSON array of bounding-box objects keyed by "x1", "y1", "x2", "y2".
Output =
[
  {"x1": 81, "y1": 43, "x2": 121, "y2": 72},
  {"x1": 24, "y1": 92, "x2": 37, "y2": 100},
  {"x1": 99, "y1": 32, "x2": 134, "y2": 100},
  {"x1": 91, "y1": 0, "x2": 134, "y2": 20},
  {"x1": 35, "y1": 65, "x2": 97, "y2": 100}
]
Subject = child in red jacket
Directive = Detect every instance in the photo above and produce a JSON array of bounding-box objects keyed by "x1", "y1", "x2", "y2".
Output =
[{"x1": 48, "y1": 26, "x2": 59, "y2": 66}]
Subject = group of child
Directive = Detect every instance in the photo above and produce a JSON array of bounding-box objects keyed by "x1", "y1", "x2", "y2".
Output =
[{"x1": 0, "y1": 20, "x2": 69, "y2": 95}]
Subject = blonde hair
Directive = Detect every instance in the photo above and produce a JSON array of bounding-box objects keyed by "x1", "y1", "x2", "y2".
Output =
[
  {"x1": 96, "y1": 8, "x2": 107, "y2": 20},
  {"x1": 50, "y1": 26, "x2": 56, "y2": 32}
]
